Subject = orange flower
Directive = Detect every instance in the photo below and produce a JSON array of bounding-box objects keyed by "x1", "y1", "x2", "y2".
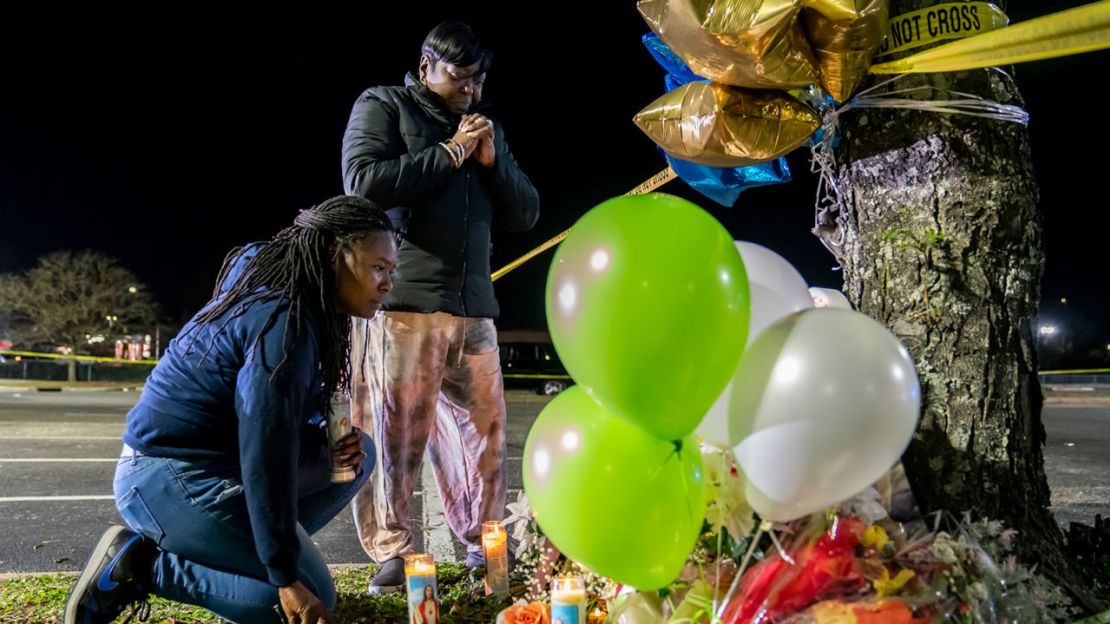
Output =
[
  {"x1": 809, "y1": 599, "x2": 929, "y2": 624},
  {"x1": 503, "y1": 602, "x2": 550, "y2": 624}
]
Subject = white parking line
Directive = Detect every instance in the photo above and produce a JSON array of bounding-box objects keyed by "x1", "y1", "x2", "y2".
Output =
[
  {"x1": 421, "y1": 459, "x2": 455, "y2": 563},
  {"x1": 0, "y1": 436, "x2": 122, "y2": 441},
  {"x1": 0, "y1": 458, "x2": 117, "y2": 462},
  {"x1": 0, "y1": 495, "x2": 115, "y2": 502},
  {"x1": 0, "y1": 424, "x2": 125, "y2": 438}
]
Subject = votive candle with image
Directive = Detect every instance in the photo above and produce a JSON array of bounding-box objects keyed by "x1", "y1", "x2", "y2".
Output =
[
  {"x1": 404, "y1": 554, "x2": 438, "y2": 624},
  {"x1": 551, "y1": 575, "x2": 586, "y2": 624}
]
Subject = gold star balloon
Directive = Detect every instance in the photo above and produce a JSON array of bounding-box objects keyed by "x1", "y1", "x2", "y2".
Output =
[
  {"x1": 639, "y1": 0, "x2": 820, "y2": 89},
  {"x1": 634, "y1": 81, "x2": 822, "y2": 167},
  {"x1": 802, "y1": 0, "x2": 889, "y2": 101}
]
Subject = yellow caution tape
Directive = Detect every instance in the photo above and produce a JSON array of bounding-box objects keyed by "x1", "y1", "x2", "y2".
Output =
[
  {"x1": 875, "y1": 2, "x2": 1009, "y2": 58},
  {"x1": 871, "y1": 0, "x2": 1110, "y2": 74},
  {"x1": 0, "y1": 349, "x2": 157, "y2": 365},
  {"x1": 491, "y1": 167, "x2": 678, "y2": 282}
]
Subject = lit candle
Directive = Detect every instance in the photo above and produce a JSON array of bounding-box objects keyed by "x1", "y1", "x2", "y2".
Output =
[
  {"x1": 551, "y1": 575, "x2": 586, "y2": 624},
  {"x1": 404, "y1": 554, "x2": 439, "y2": 624},
  {"x1": 482, "y1": 521, "x2": 510, "y2": 598}
]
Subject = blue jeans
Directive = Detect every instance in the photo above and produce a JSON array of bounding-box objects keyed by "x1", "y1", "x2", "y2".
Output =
[{"x1": 113, "y1": 431, "x2": 374, "y2": 623}]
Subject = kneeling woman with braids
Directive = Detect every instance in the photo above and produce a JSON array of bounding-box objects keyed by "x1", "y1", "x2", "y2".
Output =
[{"x1": 65, "y1": 196, "x2": 397, "y2": 624}]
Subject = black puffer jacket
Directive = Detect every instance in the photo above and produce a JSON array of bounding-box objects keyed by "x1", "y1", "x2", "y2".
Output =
[{"x1": 342, "y1": 75, "x2": 540, "y2": 319}]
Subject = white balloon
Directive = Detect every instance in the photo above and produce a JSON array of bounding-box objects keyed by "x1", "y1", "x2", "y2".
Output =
[
  {"x1": 809, "y1": 287, "x2": 852, "y2": 310},
  {"x1": 728, "y1": 309, "x2": 920, "y2": 522},
  {"x1": 695, "y1": 242, "x2": 812, "y2": 447},
  {"x1": 697, "y1": 387, "x2": 735, "y2": 449},
  {"x1": 736, "y1": 242, "x2": 814, "y2": 340}
]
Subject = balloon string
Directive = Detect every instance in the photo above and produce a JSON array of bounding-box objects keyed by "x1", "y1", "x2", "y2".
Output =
[
  {"x1": 715, "y1": 520, "x2": 771, "y2": 620},
  {"x1": 650, "y1": 439, "x2": 684, "y2": 481},
  {"x1": 713, "y1": 525, "x2": 724, "y2": 617},
  {"x1": 711, "y1": 447, "x2": 727, "y2": 617},
  {"x1": 668, "y1": 443, "x2": 702, "y2": 532},
  {"x1": 767, "y1": 526, "x2": 795, "y2": 565},
  {"x1": 811, "y1": 71, "x2": 1027, "y2": 256}
]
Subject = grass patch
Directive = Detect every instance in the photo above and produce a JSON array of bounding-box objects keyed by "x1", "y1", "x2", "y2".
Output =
[{"x1": 0, "y1": 564, "x2": 511, "y2": 623}]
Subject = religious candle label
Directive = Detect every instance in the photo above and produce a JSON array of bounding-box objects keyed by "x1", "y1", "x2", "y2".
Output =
[{"x1": 551, "y1": 603, "x2": 583, "y2": 624}]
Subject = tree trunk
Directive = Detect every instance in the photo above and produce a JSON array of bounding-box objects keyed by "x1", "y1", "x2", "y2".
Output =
[
  {"x1": 67, "y1": 358, "x2": 77, "y2": 383},
  {"x1": 815, "y1": 0, "x2": 1101, "y2": 612}
]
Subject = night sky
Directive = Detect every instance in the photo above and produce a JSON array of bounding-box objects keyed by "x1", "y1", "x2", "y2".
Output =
[{"x1": 1, "y1": 3, "x2": 1106, "y2": 363}]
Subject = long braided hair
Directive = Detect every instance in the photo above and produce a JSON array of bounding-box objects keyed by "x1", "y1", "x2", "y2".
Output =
[{"x1": 189, "y1": 195, "x2": 393, "y2": 415}]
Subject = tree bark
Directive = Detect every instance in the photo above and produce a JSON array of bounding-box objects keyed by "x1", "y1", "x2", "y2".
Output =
[{"x1": 816, "y1": 0, "x2": 1101, "y2": 611}]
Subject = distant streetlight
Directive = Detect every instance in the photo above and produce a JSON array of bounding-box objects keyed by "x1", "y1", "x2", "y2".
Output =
[
  {"x1": 128, "y1": 286, "x2": 138, "y2": 294},
  {"x1": 1060, "y1": 297, "x2": 1067, "y2": 304},
  {"x1": 1038, "y1": 324, "x2": 1058, "y2": 337}
]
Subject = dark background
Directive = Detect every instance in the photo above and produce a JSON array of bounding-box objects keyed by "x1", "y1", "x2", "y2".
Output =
[{"x1": 1, "y1": 3, "x2": 1104, "y2": 367}]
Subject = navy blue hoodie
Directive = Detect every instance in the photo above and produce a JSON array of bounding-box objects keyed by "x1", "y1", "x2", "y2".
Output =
[{"x1": 123, "y1": 247, "x2": 324, "y2": 586}]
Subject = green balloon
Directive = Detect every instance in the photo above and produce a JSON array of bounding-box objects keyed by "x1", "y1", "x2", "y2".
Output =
[
  {"x1": 522, "y1": 387, "x2": 706, "y2": 589},
  {"x1": 546, "y1": 193, "x2": 749, "y2": 440}
]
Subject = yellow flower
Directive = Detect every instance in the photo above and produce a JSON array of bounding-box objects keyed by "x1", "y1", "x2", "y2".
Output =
[
  {"x1": 701, "y1": 445, "x2": 754, "y2": 538},
  {"x1": 873, "y1": 567, "x2": 915, "y2": 598},
  {"x1": 861, "y1": 525, "x2": 890, "y2": 551}
]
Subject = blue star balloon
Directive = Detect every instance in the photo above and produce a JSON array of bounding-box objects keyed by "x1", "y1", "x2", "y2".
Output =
[{"x1": 642, "y1": 32, "x2": 793, "y2": 207}]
